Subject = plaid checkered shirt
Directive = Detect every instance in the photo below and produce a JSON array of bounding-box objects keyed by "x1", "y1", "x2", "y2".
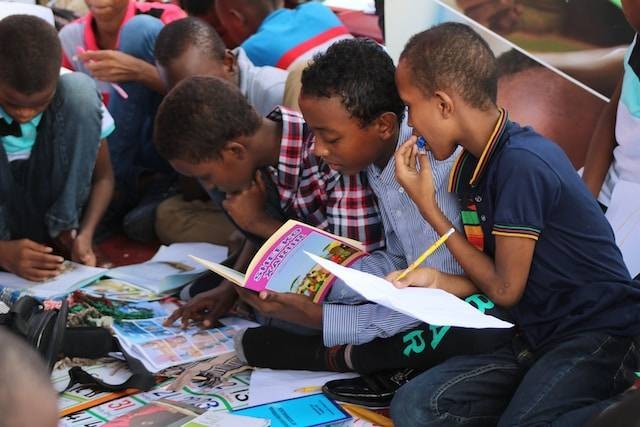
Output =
[{"x1": 267, "y1": 107, "x2": 385, "y2": 252}]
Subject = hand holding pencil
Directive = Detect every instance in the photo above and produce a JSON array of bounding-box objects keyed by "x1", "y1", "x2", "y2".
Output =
[{"x1": 387, "y1": 227, "x2": 456, "y2": 287}]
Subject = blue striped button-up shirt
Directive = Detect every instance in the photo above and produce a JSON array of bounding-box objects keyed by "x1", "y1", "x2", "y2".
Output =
[{"x1": 323, "y1": 119, "x2": 464, "y2": 346}]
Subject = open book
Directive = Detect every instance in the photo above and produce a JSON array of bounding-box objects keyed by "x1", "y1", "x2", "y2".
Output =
[
  {"x1": 191, "y1": 220, "x2": 367, "y2": 303},
  {"x1": 0, "y1": 243, "x2": 228, "y2": 299},
  {"x1": 112, "y1": 316, "x2": 241, "y2": 372}
]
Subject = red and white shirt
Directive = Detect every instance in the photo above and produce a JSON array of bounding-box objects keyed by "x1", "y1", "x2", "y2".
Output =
[{"x1": 268, "y1": 107, "x2": 384, "y2": 252}]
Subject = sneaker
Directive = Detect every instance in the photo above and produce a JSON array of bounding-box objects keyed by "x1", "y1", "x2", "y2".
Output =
[{"x1": 322, "y1": 368, "x2": 421, "y2": 408}]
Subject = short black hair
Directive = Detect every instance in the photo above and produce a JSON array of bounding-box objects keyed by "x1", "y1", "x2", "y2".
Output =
[
  {"x1": 301, "y1": 38, "x2": 405, "y2": 126},
  {"x1": 400, "y1": 22, "x2": 497, "y2": 110},
  {"x1": 154, "y1": 76, "x2": 261, "y2": 162},
  {"x1": 155, "y1": 17, "x2": 226, "y2": 67},
  {"x1": 179, "y1": 0, "x2": 215, "y2": 16},
  {"x1": 0, "y1": 15, "x2": 61, "y2": 94}
]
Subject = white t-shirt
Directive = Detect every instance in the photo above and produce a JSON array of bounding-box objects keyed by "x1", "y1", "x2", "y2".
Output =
[{"x1": 599, "y1": 34, "x2": 640, "y2": 206}]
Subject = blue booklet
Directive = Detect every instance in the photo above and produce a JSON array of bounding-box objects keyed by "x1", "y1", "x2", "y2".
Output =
[{"x1": 233, "y1": 393, "x2": 352, "y2": 427}]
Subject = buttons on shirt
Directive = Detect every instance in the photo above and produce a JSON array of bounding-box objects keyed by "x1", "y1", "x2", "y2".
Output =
[
  {"x1": 399, "y1": 187, "x2": 405, "y2": 194},
  {"x1": 475, "y1": 195, "x2": 483, "y2": 203},
  {"x1": 480, "y1": 215, "x2": 487, "y2": 222}
]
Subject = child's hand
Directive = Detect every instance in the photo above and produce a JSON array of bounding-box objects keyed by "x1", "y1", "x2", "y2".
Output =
[
  {"x1": 395, "y1": 137, "x2": 437, "y2": 209},
  {"x1": 71, "y1": 232, "x2": 97, "y2": 267},
  {"x1": 386, "y1": 267, "x2": 440, "y2": 289},
  {"x1": 223, "y1": 171, "x2": 271, "y2": 232},
  {"x1": 164, "y1": 281, "x2": 238, "y2": 329},
  {"x1": 235, "y1": 287, "x2": 322, "y2": 329},
  {"x1": 78, "y1": 49, "x2": 141, "y2": 83},
  {"x1": 0, "y1": 239, "x2": 64, "y2": 281}
]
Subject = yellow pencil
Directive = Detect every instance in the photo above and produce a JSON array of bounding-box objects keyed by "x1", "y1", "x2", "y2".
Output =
[
  {"x1": 396, "y1": 227, "x2": 456, "y2": 280},
  {"x1": 341, "y1": 403, "x2": 393, "y2": 426},
  {"x1": 294, "y1": 386, "x2": 322, "y2": 393}
]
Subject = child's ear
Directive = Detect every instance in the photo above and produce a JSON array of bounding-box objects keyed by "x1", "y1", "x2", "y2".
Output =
[
  {"x1": 222, "y1": 50, "x2": 237, "y2": 76},
  {"x1": 374, "y1": 112, "x2": 398, "y2": 140},
  {"x1": 434, "y1": 90, "x2": 454, "y2": 119},
  {"x1": 222, "y1": 140, "x2": 247, "y2": 161}
]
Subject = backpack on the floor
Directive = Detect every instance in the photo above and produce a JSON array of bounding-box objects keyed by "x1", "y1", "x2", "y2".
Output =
[{"x1": 0, "y1": 295, "x2": 155, "y2": 392}]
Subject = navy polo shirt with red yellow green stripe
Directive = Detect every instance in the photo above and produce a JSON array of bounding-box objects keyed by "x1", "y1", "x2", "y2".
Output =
[{"x1": 449, "y1": 109, "x2": 640, "y2": 349}]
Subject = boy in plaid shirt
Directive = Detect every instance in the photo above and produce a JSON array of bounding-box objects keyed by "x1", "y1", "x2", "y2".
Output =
[{"x1": 154, "y1": 76, "x2": 383, "y2": 330}]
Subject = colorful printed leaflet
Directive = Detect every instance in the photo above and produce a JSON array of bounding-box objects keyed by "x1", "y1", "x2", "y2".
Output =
[
  {"x1": 112, "y1": 317, "x2": 239, "y2": 372},
  {"x1": 60, "y1": 372, "x2": 251, "y2": 426},
  {"x1": 191, "y1": 220, "x2": 366, "y2": 303}
]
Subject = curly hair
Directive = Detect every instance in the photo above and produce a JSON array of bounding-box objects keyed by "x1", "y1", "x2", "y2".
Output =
[
  {"x1": 155, "y1": 17, "x2": 226, "y2": 66},
  {"x1": 154, "y1": 76, "x2": 261, "y2": 163},
  {"x1": 400, "y1": 22, "x2": 497, "y2": 110},
  {"x1": 301, "y1": 38, "x2": 405, "y2": 126},
  {"x1": 0, "y1": 15, "x2": 61, "y2": 94}
]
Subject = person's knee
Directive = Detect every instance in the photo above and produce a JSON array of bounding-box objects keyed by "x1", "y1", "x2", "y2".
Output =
[
  {"x1": 119, "y1": 15, "x2": 163, "y2": 59},
  {"x1": 57, "y1": 72, "x2": 102, "y2": 117},
  {"x1": 391, "y1": 377, "x2": 435, "y2": 426}
]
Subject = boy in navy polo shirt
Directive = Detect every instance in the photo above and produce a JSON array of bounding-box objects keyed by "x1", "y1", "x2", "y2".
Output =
[{"x1": 389, "y1": 22, "x2": 640, "y2": 426}]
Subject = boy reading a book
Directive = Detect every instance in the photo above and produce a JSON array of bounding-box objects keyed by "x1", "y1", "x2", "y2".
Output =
[
  {"x1": 152, "y1": 17, "x2": 297, "y2": 246},
  {"x1": 230, "y1": 38, "x2": 512, "y2": 407},
  {"x1": 388, "y1": 23, "x2": 640, "y2": 425},
  {"x1": 0, "y1": 328, "x2": 58, "y2": 427},
  {"x1": 155, "y1": 75, "x2": 384, "y2": 330},
  {"x1": 0, "y1": 15, "x2": 114, "y2": 281}
]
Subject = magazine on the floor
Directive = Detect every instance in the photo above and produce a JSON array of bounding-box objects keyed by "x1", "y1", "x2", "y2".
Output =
[
  {"x1": 191, "y1": 220, "x2": 367, "y2": 303},
  {"x1": 112, "y1": 316, "x2": 240, "y2": 373},
  {"x1": 0, "y1": 242, "x2": 228, "y2": 299}
]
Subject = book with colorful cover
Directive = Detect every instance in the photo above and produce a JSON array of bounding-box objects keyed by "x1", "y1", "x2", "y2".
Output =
[
  {"x1": 191, "y1": 220, "x2": 367, "y2": 303},
  {"x1": 112, "y1": 317, "x2": 240, "y2": 372},
  {"x1": 233, "y1": 393, "x2": 352, "y2": 427}
]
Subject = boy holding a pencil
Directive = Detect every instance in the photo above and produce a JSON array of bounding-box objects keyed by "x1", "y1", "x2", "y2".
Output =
[
  {"x1": 231, "y1": 39, "x2": 513, "y2": 407},
  {"x1": 389, "y1": 23, "x2": 640, "y2": 426}
]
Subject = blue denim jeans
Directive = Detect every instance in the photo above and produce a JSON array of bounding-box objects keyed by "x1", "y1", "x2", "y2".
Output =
[
  {"x1": 0, "y1": 72, "x2": 102, "y2": 242},
  {"x1": 106, "y1": 14, "x2": 172, "y2": 192},
  {"x1": 391, "y1": 332, "x2": 638, "y2": 427}
]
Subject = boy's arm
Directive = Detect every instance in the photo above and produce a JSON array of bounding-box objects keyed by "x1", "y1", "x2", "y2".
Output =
[
  {"x1": 78, "y1": 50, "x2": 166, "y2": 94},
  {"x1": 73, "y1": 141, "x2": 114, "y2": 265},
  {"x1": 388, "y1": 268, "x2": 480, "y2": 298},
  {"x1": 582, "y1": 79, "x2": 623, "y2": 198},
  {"x1": 165, "y1": 240, "x2": 258, "y2": 328},
  {"x1": 222, "y1": 171, "x2": 284, "y2": 239},
  {"x1": 395, "y1": 141, "x2": 540, "y2": 307}
]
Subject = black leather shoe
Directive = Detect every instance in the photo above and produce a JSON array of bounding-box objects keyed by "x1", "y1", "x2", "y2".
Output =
[{"x1": 322, "y1": 368, "x2": 421, "y2": 408}]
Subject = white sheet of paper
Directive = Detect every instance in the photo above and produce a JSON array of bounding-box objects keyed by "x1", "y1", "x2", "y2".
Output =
[
  {"x1": 185, "y1": 411, "x2": 271, "y2": 427},
  {"x1": 0, "y1": 262, "x2": 106, "y2": 298},
  {"x1": 151, "y1": 242, "x2": 228, "y2": 266},
  {"x1": 606, "y1": 180, "x2": 640, "y2": 278},
  {"x1": 307, "y1": 253, "x2": 513, "y2": 329},
  {"x1": 247, "y1": 368, "x2": 359, "y2": 407}
]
